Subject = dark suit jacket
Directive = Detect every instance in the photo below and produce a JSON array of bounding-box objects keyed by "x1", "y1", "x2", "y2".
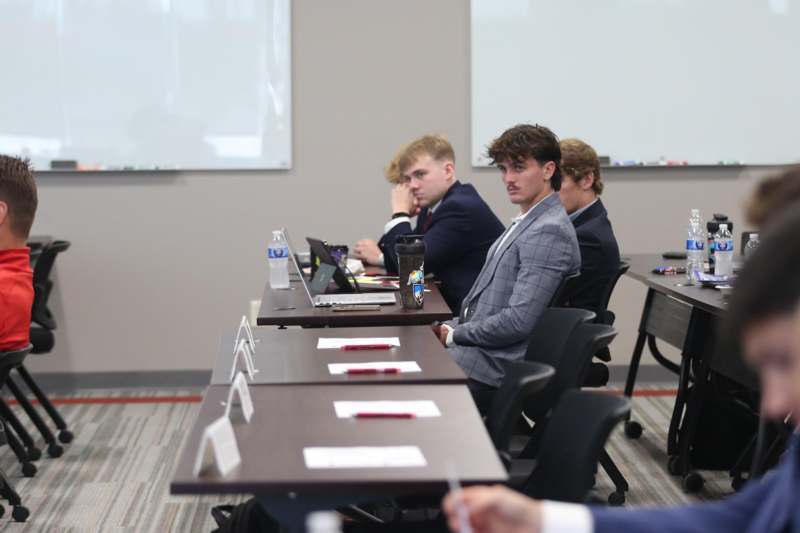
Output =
[
  {"x1": 378, "y1": 181, "x2": 504, "y2": 315},
  {"x1": 592, "y1": 435, "x2": 800, "y2": 533},
  {"x1": 559, "y1": 199, "x2": 620, "y2": 314}
]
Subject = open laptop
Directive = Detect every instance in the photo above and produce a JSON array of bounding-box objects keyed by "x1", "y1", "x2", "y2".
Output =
[{"x1": 281, "y1": 229, "x2": 396, "y2": 307}]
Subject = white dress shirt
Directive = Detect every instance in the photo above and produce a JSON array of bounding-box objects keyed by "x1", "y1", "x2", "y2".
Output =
[
  {"x1": 541, "y1": 501, "x2": 593, "y2": 533},
  {"x1": 568, "y1": 198, "x2": 598, "y2": 222}
]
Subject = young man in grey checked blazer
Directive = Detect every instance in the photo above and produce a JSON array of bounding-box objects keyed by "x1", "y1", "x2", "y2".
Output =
[{"x1": 434, "y1": 124, "x2": 581, "y2": 413}]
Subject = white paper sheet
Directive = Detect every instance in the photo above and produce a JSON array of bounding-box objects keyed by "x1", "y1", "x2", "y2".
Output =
[
  {"x1": 303, "y1": 446, "x2": 427, "y2": 469},
  {"x1": 333, "y1": 400, "x2": 441, "y2": 418},
  {"x1": 317, "y1": 337, "x2": 401, "y2": 349},
  {"x1": 328, "y1": 361, "x2": 421, "y2": 375}
]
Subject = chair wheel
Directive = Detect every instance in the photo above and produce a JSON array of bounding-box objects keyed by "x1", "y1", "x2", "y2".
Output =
[
  {"x1": 667, "y1": 456, "x2": 683, "y2": 476},
  {"x1": 682, "y1": 472, "x2": 704, "y2": 493},
  {"x1": 21, "y1": 462, "x2": 37, "y2": 477},
  {"x1": 12, "y1": 505, "x2": 29, "y2": 522},
  {"x1": 47, "y1": 443, "x2": 64, "y2": 458},
  {"x1": 58, "y1": 430, "x2": 74, "y2": 444},
  {"x1": 26, "y1": 446, "x2": 42, "y2": 461},
  {"x1": 608, "y1": 491, "x2": 626, "y2": 506},
  {"x1": 624, "y1": 421, "x2": 643, "y2": 439}
]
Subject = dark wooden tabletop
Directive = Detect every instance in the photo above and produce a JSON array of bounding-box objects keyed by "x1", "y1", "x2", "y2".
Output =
[
  {"x1": 624, "y1": 254, "x2": 726, "y2": 316},
  {"x1": 170, "y1": 384, "x2": 507, "y2": 496},
  {"x1": 256, "y1": 281, "x2": 454, "y2": 327},
  {"x1": 211, "y1": 326, "x2": 467, "y2": 385}
]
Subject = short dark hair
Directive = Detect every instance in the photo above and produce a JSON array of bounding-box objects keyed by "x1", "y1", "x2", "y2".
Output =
[
  {"x1": 723, "y1": 205, "x2": 800, "y2": 347},
  {"x1": 486, "y1": 124, "x2": 562, "y2": 191},
  {"x1": 0, "y1": 155, "x2": 38, "y2": 239}
]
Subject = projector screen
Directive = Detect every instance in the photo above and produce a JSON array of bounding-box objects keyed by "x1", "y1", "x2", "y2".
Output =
[
  {"x1": 471, "y1": 0, "x2": 800, "y2": 166},
  {"x1": 0, "y1": 0, "x2": 291, "y2": 171}
]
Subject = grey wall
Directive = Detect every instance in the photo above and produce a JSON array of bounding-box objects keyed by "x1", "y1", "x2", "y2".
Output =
[{"x1": 27, "y1": 0, "x2": 772, "y2": 376}]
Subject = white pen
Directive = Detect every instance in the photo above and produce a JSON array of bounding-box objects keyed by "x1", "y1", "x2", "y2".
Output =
[{"x1": 447, "y1": 464, "x2": 473, "y2": 533}]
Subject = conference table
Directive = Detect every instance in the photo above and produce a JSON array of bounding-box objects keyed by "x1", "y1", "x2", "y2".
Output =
[
  {"x1": 622, "y1": 254, "x2": 758, "y2": 490},
  {"x1": 257, "y1": 280, "x2": 453, "y2": 328},
  {"x1": 211, "y1": 326, "x2": 467, "y2": 386},
  {"x1": 170, "y1": 384, "x2": 507, "y2": 532}
]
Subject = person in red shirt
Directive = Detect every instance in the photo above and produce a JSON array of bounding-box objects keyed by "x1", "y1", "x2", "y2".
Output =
[{"x1": 0, "y1": 155, "x2": 37, "y2": 352}]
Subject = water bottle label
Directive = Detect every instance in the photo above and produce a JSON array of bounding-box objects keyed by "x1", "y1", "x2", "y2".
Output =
[
  {"x1": 685, "y1": 239, "x2": 704, "y2": 251},
  {"x1": 268, "y1": 246, "x2": 289, "y2": 259},
  {"x1": 716, "y1": 239, "x2": 734, "y2": 252}
]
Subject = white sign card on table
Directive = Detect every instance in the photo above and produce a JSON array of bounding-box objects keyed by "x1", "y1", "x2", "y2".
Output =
[
  {"x1": 192, "y1": 415, "x2": 242, "y2": 477},
  {"x1": 225, "y1": 371, "x2": 255, "y2": 423},
  {"x1": 230, "y1": 338, "x2": 257, "y2": 382}
]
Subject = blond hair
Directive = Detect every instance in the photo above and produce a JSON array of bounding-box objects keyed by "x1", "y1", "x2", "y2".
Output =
[
  {"x1": 560, "y1": 138, "x2": 603, "y2": 195},
  {"x1": 384, "y1": 135, "x2": 455, "y2": 184}
]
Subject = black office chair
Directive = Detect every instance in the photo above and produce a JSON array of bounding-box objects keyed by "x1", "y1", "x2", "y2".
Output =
[
  {"x1": 3, "y1": 240, "x2": 74, "y2": 459},
  {"x1": 485, "y1": 361, "x2": 554, "y2": 453},
  {"x1": 0, "y1": 345, "x2": 38, "y2": 477},
  {"x1": 521, "y1": 390, "x2": 630, "y2": 503},
  {"x1": 517, "y1": 323, "x2": 629, "y2": 504},
  {"x1": 0, "y1": 347, "x2": 31, "y2": 522}
]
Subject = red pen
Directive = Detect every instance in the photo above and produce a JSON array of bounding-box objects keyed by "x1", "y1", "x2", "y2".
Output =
[
  {"x1": 341, "y1": 344, "x2": 393, "y2": 351},
  {"x1": 354, "y1": 412, "x2": 415, "y2": 419},
  {"x1": 345, "y1": 367, "x2": 401, "y2": 375}
]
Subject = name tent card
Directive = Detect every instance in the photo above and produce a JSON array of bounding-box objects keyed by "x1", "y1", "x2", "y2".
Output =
[
  {"x1": 192, "y1": 416, "x2": 242, "y2": 477},
  {"x1": 233, "y1": 315, "x2": 257, "y2": 355},
  {"x1": 230, "y1": 338, "x2": 257, "y2": 382},
  {"x1": 225, "y1": 371, "x2": 254, "y2": 423}
]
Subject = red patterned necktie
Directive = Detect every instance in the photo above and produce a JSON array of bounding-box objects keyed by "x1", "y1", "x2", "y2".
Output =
[{"x1": 422, "y1": 210, "x2": 433, "y2": 232}]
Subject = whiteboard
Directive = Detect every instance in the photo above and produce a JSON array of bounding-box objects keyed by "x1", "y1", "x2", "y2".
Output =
[
  {"x1": 471, "y1": 0, "x2": 800, "y2": 166},
  {"x1": 0, "y1": 0, "x2": 291, "y2": 170}
]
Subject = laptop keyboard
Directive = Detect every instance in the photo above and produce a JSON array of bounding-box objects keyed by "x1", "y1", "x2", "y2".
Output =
[{"x1": 314, "y1": 293, "x2": 396, "y2": 306}]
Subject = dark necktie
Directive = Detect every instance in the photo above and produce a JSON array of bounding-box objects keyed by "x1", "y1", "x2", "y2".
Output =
[{"x1": 422, "y1": 210, "x2": 433, "y2": 232}]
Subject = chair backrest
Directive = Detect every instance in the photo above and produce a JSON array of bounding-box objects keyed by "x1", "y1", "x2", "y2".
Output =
[
  {"x1": 548, "y1": 272, "x2": 581, "y2": 308},
  {"x1": 0, "y1": 344, "x2": 33, "y2": 386},
  {"x1": 595, "y1": 261, "x2": 630, "y2": 325},
  {"x1": 524, "y1": 323, "x2": 617, "y2": 422},
  {"x1": 31, "y1": 240, "x2": 71, "y2": 329},
  {"x1": 485, "y1": 361, "x2": 554, "y2": 451},
  {"x1": 525, "y1": 308, "x2": 596, "y2": 368},
  {"x1": 522, "y1": 390, "x2": 630, "y2": 502}
]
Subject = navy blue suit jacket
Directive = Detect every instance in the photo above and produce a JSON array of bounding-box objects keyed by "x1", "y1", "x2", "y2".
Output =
[
  {"x1": 560, "y1": 199, "x2": 620, "y2": 314},
  {"x1": 378, "y1": 181, "x2": 504, "y2": 315},
  {"x1": 592, "y1": 434, "x2": 800, "y2": 533}
]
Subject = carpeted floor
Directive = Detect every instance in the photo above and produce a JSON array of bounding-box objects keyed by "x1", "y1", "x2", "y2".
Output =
[{"x1": 0, "y1": 387, "x2": 733, "y2": 532}]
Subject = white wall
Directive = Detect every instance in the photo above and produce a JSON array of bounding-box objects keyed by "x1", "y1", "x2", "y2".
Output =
[{"x1": 27, "y1": 0, "x2": 773, "y2": 376}]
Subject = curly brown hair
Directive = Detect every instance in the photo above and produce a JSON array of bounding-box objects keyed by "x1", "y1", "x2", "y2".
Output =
[
  {"x1": 745, "y1": 166, "x2": 800, "y2": 228},
  {"x1": 486, "y1": 124, "x2": 562, "y2": 191},
  {"x1": 560, "y1": 138, "x2": 603, "y2": 195},
  {"x1": 384, "y1": 135, "x2": 455, "y2": 184},
  {"x1": 0, "y1": 155, "x2": 38, "y2": 239}
]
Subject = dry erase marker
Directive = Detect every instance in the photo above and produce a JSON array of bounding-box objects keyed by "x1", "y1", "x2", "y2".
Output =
[
  {"x1": 341, "y1": 344, "x2": 393, "y2": 351},
  {"x1": 345, "y1": 367, "x2": 401, "y2": 375},
  {"x1": 354, "y1": 412, "x2": 415, "y2": 419}
]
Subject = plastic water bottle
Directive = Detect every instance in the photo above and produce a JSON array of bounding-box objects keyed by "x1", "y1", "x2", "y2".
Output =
[
  {"x1": 268, "y1": 230, "x2": 290, "y2": 289},
  {"x1": 685, "y1": 209, "x2": 705, "y2": 284},
  {"x1": 306, "y1": 511, "x2": 342, "y2": 533},
  {"x1": 714, "y1": 224, "x2": 734, "y2": 277},
  {"x1": 744, "y1": 233, "x2": 760, "y2": 260}
]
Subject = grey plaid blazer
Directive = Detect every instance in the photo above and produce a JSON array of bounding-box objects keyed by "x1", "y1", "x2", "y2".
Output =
[{"x1": 447, "y1": 193, "x2": 580, "y2": 387}]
